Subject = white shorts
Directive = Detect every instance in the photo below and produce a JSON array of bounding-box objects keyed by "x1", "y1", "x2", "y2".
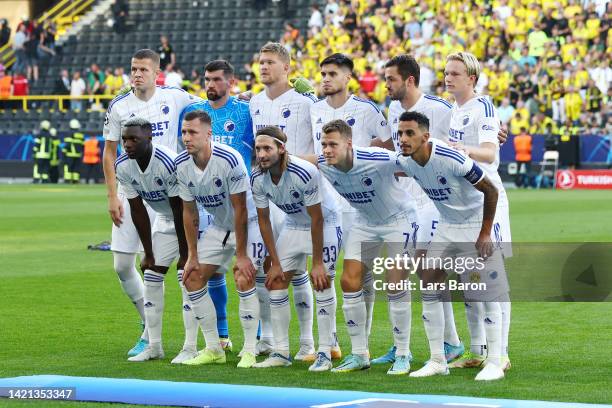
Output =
[
  {"x1": 111, "y1": 193, "x2": 157, "y2": 253},
  {"x1": 427, "y1": 220, "x2": 509, "y2": 301},
  {"x1": 197, "y1": 219, "x2": 263, "y2": 269},
  {"x1": 151, "y1": 215, "x2": 179, "y2": 267},
  {"x1": 277, "y1": 222, "x2": 342, "y2": 278},
  {"x1": 269, "y1": 202, "x2": 286, "y2": 239},
  {"x1": 415, "y1": 200, "x2": 440, "y2": 250},
  {"x1": 493, "y1": 193, "x2": 512, "y2": 258},
  {"x1": 344, "y1": 210, "x2": 416, "y2": 268}
]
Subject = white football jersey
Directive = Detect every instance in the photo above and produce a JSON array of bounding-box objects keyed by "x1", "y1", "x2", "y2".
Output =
[
  {"x1": 251, "y1": 155, "x2": 339, "y2": 226},
  {"x1": 104, "y1": 85, "x2": 199, "y2": 152},
  {"x1": 448, "y1": 95, "x2": 504, "y2": 191},
  {"x1": 249, "y1": 89, "x2": 317, "y2": 155},
  {"x1": 310, "y1": 95, "x2": 391, "y2": 154},
  {"x1": 115, "y1": 144, "x2": 179, "y2": 217},
  {"x1": 175, "y1": 142, "x2": 253, "y2": 231},
  {"x1": 388, "y1": 94, "x2": 453, "y2": 207},
  {"x1": 396, "y1": 139, "x2": 486, "y2": 224},
  {"x1": 388, "y1": 94, "x2": 452, "y2": 149},
  {"x1": 317, "y1": 146, "x2": 412, "y2": 224}
]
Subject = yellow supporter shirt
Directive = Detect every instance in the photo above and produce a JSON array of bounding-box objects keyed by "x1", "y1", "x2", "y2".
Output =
[{"x1": 564, "y1": 92, "x2": 583, "y2": 121}]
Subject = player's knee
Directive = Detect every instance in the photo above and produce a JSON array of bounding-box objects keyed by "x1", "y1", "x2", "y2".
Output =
[
  {"x1": 340, "y1": 273, "x2": 361, "y2": 293},
  {"x1": 234, "y1": 274, "x2": 254, "y2": 291},
  {"x1": 113, "y1": 252, "x2": 137, "y2": 277}
]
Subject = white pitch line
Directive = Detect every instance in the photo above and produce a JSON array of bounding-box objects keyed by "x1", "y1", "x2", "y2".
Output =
[
  {"x1": 312, "y1": 398, "x2": 419, "y2": 408},
  {"x1": 443, "y1": 403, "x2": 501, "y2": 407}
]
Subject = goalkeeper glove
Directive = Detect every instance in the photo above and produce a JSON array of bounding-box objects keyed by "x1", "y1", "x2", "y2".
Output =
[{"x1": 290, "y1": 77, "x2": 315, "y2": 94}]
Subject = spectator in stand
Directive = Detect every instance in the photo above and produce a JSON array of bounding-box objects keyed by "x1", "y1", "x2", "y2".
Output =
[
  {"x1": 358, "y1": 65, "x2": 377, "y2": 96},
  {"x1": 70, "y1": 70, "x2": 86, "y2": 111},
  {"x1": 0, "y1": 19, "x2": 10, "y2": 47},
  {"x1": 54, "y1": 69, "x2": 70, "y2": 110},
  {"x1": 308, "y1": 4, "x2": 323, "y2": 31},
  {"x1": 117, "y1": 66, "x2": 129, "y2": 88},
  {"x1": 25, "y1": 20, "x2": 41, "y2": 82},
  {"x1": 12, "y1": 24, "x2": 27, "y2": 75},
  {"x1": 37, "y1": 22, "x2": 56, "y2": 63},
  {"x1": 86, "y1": 63, "x2": 104, "y2": 96},
  {"x1": 324, "y1": 0, "x2": 339, "y2": 17},
  {"x1": 0, "y1": 64, "x2": 12, "y2": 109},
  {"x1": 157, "y1": 35, "x2": 175, "y2": 71},
  {"x1": 11, "y1": 69, "x2": 28, "y2": 109},
  {"x1": 498, "y1": 97, "x2": 515, "y2": 126},
  {"x1": 585, "y1": 79, "x2": 604, "y2": 123},
  {"x1": 111, "y1": 0, "x2": 129, "y2": 34},
  {"x1": 164, "y1": 63, "x2": 182, "y2": 88},
  {"x1": 564, "y1": 85, "x2": 583, "y2": 126}
]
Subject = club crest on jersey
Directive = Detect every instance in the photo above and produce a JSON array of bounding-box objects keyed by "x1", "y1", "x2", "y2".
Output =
[
  {"x1": 289, "y1": 189, "x2": 301, "y2": 201},
  {"x1": 345, "y1": 115, "x2": 356, "y2": 126},
  {"x1": 462, "y1": 115, "x2": 470, "y2": 125},
  {"x1": 213, "y1": 177, "x2": 223, "y2": 188},
  {"x1": 223, "y1": 120, "x2": 235, "y2": 132},
  {"x1": 437, "y1": 175, "x2": 447, "y2": 185},
  {"x1": 160, "y1": 104, "x2": 170, "y2": 115},
  {"x1": 361, "y1": 176, "x2": 373, "y2": 188},
  {"x1": 281, "y1": 108, "x2": 291, "y2": 118},
  {"x1": 155, "y1": 177, "x2": 164, "y2": 186}
]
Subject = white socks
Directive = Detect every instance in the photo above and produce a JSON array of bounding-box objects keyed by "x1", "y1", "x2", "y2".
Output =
[
  {"x1": 114, "y1": 252, "x2": 147, "y2": 340},
  {"x1": 483, "y1": 301, "x2": 502, "y2": 366},
  {"x1": 291, "y1": 273, "x2": 314, "y2": 348},
  {"x1": 256, "y1": 271, "x2": 273, "y2": 343},
  {"x1": 363, "y1": 271, "x2": 375, "y2": 337},
  {"x1": 187, "y1": 285, "x2": 221, "y2": 352},
  {"x1": 342, "y1": 290, "x2": 368, "y2": 356},
  {"x1": 269, "y1": 289, "x2": 291, "y2": 356},
  {"x1": 443, "y1": 301, "x2": 461, "y2": 346},
  {"x1": 143, "y1": 270, "x2": 165, "y2": 345},
  {"x1": 177, "y1": 269, "x2": 198, "y2": 350},
  {"x1": 388, "y1": 290, "x2": 411, "y2": 356},
  {"x1": 238, "y1": 287, "x2": 260, "y2": 355},
  {"x1": 315, "y1": 287, "x2": 336, "y2": 357},
  {"x1": 421, "y1": 291, "x2": 446, "y2": 364},
  {"x1": 465, "y1": 301, "x2": 487, "y2": 355}
]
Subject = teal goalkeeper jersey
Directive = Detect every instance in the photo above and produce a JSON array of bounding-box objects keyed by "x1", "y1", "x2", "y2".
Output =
[{"x1": 178, "y1": 96, "x2": 255, "y2": 171}]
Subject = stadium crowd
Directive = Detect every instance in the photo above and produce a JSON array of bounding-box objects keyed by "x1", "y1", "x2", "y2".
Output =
[{"x1": 268, "y1": 0, "x2": 611, "y2": 136}]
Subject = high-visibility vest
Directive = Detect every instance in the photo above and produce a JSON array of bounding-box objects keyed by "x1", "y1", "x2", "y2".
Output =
[
  {"x1": 513, "y1": 134, "x2": 532, "y2": 162},
  {"x1": 33, "y1": 131, "x2": 51, "y2": 159},
  {"x1": 63, "y1": 132, "x2": 84, "y2": 158},
  {"x1": 83, "y1": 138, "x2": 100, "y2": 164},
  {"x1": 50, "y1": 139, "x2": 61, "y2": 166}
]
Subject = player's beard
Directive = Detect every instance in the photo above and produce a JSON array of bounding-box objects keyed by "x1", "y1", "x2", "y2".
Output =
[
  {"x1": 389, "y1": 87, "x2": 406, "y2": 101},
  {"x1": 322, "y1": 85, "x2": 343, "y2": 96},
  {"x1": 206, "y1": 91, "x2": 223, "y2": 101}
]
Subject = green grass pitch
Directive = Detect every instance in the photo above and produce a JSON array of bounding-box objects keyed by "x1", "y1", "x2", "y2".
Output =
[{"x1": 1, "y1": 186, "x2": 611, "y2": 407}]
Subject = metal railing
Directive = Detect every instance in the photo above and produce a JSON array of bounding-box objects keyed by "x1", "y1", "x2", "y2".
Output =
[{"x1": 2, "y1": 94, "x2": 115, "y2": 112}]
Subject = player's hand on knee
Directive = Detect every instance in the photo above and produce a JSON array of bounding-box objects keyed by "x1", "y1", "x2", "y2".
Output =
[
  {"x1": 108, "y1": 195, "x2": 123, "y2": 226},
  {"x1": 475, "y1": 233, "x2": 494, "y2": 259},
  {"x1": 234, "y1": 255, "x2": 256, "y2": 283},
  {"x1": 265, "y1": 262, "x2": 285, "y2": 289},
  {"x1": 310, "y1": 263, "x2": 330, "y2": 291},
  {"x1": 182, "y1": 257, "x2": 200, "y2": 283},
  {"x1": 140, "y1": 252, "x2": 155, "y2": 272}
]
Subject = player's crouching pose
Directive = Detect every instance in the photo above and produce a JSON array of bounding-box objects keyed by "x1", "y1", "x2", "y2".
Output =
[
  {"x1": 114, "y1": 118, "x2": 193, "y2": 363},
  {"x1": 250, "y1": 126, "x2": 342, "y2": 371},
  {"x1": 176, "y1": 110, "x2": 260, "y2": 368},
  {"x1": 396, "y1": 111, "x2": 508, "y2": 381},
  {"x1": 303, "y1": 119, "x2": 416, "y2": 375}
]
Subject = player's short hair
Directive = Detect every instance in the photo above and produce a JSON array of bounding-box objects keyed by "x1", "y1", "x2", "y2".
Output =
[
  {"x1": 385, "y1": 54, "x2": 420, "y2": 86},
  {"x1": 322, "y1": 119, "x2": 352, "y2": 139},
  {"x1": 183, "y1": 110, "x2": 212, "y2": 126},
  {"x1": 204, "y1": 59, "x2": 235, "y2": 77},
  {"x1": 399, "y1": 111, "x2": 429, "y2": 132},
  {"x1": 132, "y1": 49, "x2": 160, "y2": 67},
  {"x1": 124, "y1": 117, "x2": 152, "y2": 134},
  {"x1": 259, "y1": 42, "x2": 291, "y2": 64},
  {"x1": 255, "y1": 126, "x2": 289, "y2": 171},
  {"x1": 447, "y1": 51, "x2": 481, "y2": 84},
  {"x1": 320, "y1": 53, "x2": 354, "y2": 71}
]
